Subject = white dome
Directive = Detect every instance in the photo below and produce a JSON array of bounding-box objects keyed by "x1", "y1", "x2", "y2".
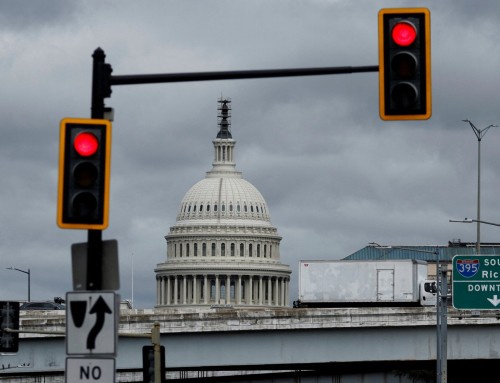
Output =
[{"x1": 176, "y1": 176, "x2": 271, "y2": 225}]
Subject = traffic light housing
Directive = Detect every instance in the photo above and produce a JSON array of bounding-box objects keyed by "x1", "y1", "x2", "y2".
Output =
[
  {"x1": 142, "y1": 345, "x2": 166, "y2": 383},
  {"x1": 57, "y1": 118, "x2": 111, "y2": 230},
  {"x1": 0, "y1": 301, "x2": 19, "y2": 353},
  {"x1": 379, "y1": 8, "x2": 431, "y2": 120}
]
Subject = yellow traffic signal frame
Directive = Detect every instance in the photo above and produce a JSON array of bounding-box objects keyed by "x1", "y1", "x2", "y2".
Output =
[
  {"x1": 378, "y1": 8, "x2": 431, "y2": 121},
  {"x1": 57, "y1": 117, "x2": 112, "y2": 230}
]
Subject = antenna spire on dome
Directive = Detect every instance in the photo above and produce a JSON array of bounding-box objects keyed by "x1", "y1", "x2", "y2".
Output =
[{"x1": 217, "y1": 96, "x2": 232, "y2": 139}]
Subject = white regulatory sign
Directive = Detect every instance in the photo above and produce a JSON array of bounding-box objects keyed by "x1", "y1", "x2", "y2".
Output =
[
  {"x1": 66, "y1": 357, "x2": 115, "y2": 383},
  {"x1": 66, "y1": 292, "x2": 117, "y2": 355}
]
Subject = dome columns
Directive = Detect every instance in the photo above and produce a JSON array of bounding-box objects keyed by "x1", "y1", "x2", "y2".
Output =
[{"x1": 155, "y1": 272, "x2": 289, "y2": 308}]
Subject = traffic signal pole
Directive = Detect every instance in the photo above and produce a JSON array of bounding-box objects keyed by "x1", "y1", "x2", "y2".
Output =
[{"x1": 87, "y1": 48, "x2": 107, "y2": 291}]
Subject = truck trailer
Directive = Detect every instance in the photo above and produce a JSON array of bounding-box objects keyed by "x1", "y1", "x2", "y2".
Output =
[{"x1": 296, "y1": 259, "x2": 437, "y2": 307}]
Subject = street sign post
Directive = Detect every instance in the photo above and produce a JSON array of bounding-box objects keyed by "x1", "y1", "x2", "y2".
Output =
[
  {"x1": 66, "y1": 292, "x2": 117, "y2": 355},
  {"x1": 453, "y1": 255, "x2": 500, "y2": 309}
]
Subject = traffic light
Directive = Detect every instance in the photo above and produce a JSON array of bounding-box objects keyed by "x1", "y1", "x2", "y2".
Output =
[
  {"x1": 142, "y1": 345, "x2": 166, "y2": 383},
  {"x1": 379, "y1": 8, "x2": 431, "y2": 120},
  {"x1": 0, "y1": 301, "x2": 19, "y2": 353},
  {"x1": 57, "y1": 118, "x2": 112, "y2": 230}
]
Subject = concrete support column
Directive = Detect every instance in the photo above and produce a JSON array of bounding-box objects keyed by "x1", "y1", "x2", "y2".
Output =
[
  {"x1": 215, "y1": 275, "x2": 220, "y2": 303},
  {"x1": 156, "y1": 277, "x2": 161, "y2": 305},
  {"x1": 166, "y1": 276, "x2": 171, "y2": 305},
  {"x1": 187, "y1": 276, "x2": 192, "y2": 304},
  {"x1": 258, "y1": 276, "x2": 263, "y2": 305},
  {"x1": 182, "y1": 276, "x2": 187, "y2": 304},
  {"x1": 226, "y1": 275, "x2": 231, "y2": 304},
  {"x1": 163, "y1": 277, "x2": 167, "y2": 305},
  {"x1": 193, "y1": 275, "x2": 198, "y2": 305},
  {"x1": 237, "y1": 275, "x2": 242, "y2": 304},
  {"x1": 173, "y1": 276, "x2": 178, "y2": 305},
  {"x1": 280, "y1": 278, "x2": 286, "y2": 306},
  {"x1": 285, "y1": 278, "x2": 289, "y2": 307},
  {"x1": 268, "y1": 277, "x2": 272, "y2": 306},
  {"x1": 275, "y1": 277, "x2": 279, "y2": 306},
  {"x1": 164, "y1": 276, "x2": 168, "y2": 305},
  {"x1": 283, "y1": 278, "x2": 287, "y2": 306},
  {"x1": 248, "y1": 276, "x2": 253, "y2": 305},
  {"x1": 204, "y1": 275, "x2": 208, "y2": 304}
]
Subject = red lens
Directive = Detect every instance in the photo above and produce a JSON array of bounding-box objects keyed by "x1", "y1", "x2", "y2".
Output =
[
  {"x1": 392, "y1": 22, "x2": 417, "y2": 47},
  {"x1": 74, "y1": 132, "x2": 99, "y2": 157}
]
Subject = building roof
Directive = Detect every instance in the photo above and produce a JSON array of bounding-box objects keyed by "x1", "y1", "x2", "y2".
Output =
[{"x1": 344, "y1": 241, "x2": 500, "y2": 263}]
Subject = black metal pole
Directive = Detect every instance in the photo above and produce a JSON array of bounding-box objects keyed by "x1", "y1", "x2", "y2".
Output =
[
  {"x1": 87, "y1": 47, "x2": 106, "y2": 290},
  {"x1": 110, "y1": 65, "x2": 379, "y2": 86},
  {"x1": 27, "y1": 269, "x2": 30, "y2": 302}
]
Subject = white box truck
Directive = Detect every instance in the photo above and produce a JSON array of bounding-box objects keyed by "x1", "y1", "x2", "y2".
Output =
[{"x1": 296, "y1": 259, "x2": 437, "y2": 307}]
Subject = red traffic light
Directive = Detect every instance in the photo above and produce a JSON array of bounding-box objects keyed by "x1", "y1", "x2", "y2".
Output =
[
  {"x1": 58, "y1": 118, "x2": 112, "y2": 230},
  {"x1": 74, "y1": 132, "x2": 99, "y2": 157},
  {"x1": 378, "y1": 8, "x2": 431, "y2": 120},
  {"x1": 391, "y1": 21, "x2": 417, "y2": 47}
]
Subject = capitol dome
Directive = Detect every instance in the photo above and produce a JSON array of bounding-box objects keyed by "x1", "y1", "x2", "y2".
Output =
[
  {"x1": 155, "y1": 98, "x2": 291, "y2": 308},
  {"x1": 176, "y1": 170, "x2": 271, "y2": 226}
]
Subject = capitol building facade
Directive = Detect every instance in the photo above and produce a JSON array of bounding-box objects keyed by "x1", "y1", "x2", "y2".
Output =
[{"x1": 154, "y1": 98, "x2": 291, "y2": 308}]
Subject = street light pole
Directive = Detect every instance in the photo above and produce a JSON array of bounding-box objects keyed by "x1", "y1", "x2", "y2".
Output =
[
  {"x1": 369, "y1": 243, "x2": 446, "y2": 383},
  {"x1": 462, "y1": 120, "x2": 498, "y2": 254},
  {"x1": 6, "y1": 267, "x2": 30, "y2": 302}
]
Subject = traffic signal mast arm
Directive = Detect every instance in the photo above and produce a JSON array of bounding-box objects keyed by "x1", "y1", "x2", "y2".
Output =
[{"x1": 108, "y1": 65, "x2": 379, "y2": 86}]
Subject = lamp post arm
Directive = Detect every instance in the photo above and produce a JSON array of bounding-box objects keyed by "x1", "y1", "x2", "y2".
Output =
[
  {"x1": 6, "y1": 267, "x2": 30, "y2": 302},
  {"x1": 9, "y1": 267, "x2": 28, "y2": 275},
  {"x1": 474, "y1": 219, "x2": 500, "y2": 227},
  {"x1": 449, "y1": 218, "x2": 500, "y2": 227}
]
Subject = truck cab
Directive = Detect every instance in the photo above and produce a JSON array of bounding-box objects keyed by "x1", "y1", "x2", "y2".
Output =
[{"x1": 419, "y1": 280, "x2": 437, "y2": 306}]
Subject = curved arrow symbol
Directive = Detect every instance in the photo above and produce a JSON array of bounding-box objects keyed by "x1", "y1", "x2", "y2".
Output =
[
  {"x1": 487, "y1": 295, "x2": 500, "y2": 307},
  {"x1": 86, "y1": 296, "x2": 112, "y2": 350}
]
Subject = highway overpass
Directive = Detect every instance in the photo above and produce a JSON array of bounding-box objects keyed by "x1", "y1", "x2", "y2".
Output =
[{"x1": 1, "y1": 306, "x2": 500, "y2": 382}]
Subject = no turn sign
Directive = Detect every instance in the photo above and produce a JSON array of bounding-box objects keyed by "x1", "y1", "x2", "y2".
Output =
[{"x1": 66, "y1": 357, "x2": 115, "y2": 382}]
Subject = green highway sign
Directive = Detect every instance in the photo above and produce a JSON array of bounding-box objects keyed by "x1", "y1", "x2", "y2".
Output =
[{"x1": 453, "y1": 255, "x2": 500, "y2": 310}]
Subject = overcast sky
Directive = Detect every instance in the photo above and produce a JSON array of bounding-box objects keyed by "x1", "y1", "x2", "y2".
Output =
[{"x1": 1, "y1": 0, "x2": 500, "y2": 309}]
